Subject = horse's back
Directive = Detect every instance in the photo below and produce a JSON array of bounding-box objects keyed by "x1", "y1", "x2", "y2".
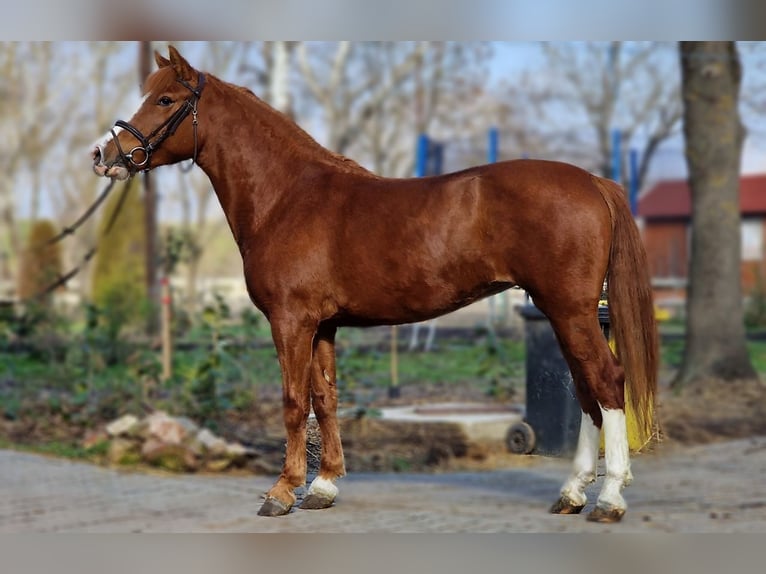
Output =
[{"x1": 316, "y1": 159, "x2": 614, "y2": 323}]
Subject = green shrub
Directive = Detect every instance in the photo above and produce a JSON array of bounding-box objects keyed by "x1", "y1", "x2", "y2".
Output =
[
  {"x1": 17, "y1": 219, "x2": 62, "y2": 304},
  {"x1": 90, "y1": 178, "x2": 148, "y2": 340},
  {"x1": 745, "y1": 268, "x2": 766, "y2": 328}
]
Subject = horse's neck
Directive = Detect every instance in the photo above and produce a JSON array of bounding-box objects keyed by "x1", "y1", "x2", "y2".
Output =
[{"x1": 196, "y1": 77, "x2": 369, "y2": 246}]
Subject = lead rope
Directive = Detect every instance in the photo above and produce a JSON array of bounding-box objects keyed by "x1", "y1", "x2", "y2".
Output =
[
  {"x1": 21, "y1": 177, "x2": 131, "y2": 303},
  {"x1": 40, "y1": 178, "x2": 116, "y2": 247}
]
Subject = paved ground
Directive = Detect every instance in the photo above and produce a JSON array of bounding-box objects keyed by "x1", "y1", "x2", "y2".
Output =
[{"x1": 2, "y1": 436, "x2": 765, "y2": 532}]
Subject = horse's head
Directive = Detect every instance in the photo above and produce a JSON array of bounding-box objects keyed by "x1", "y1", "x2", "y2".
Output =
[{"x1": 92, "y1": 45, "x2": 205, "y2": 180}]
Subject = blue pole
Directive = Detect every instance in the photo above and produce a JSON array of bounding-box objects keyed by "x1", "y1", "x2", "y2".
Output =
[
  {"x1": 629, "y1": 148, "x2": 639, "y2": 216},
  {"x1": 488, "y1": 127, "x2": 499, "y2": 164},
  {"x1": 416, "y1": 133, "x2": 429, "y2": 177},
  {"x1": 611, "y1": 128, "x2": 621, "y2": 183}
]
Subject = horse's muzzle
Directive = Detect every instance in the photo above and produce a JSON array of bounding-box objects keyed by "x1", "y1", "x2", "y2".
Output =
[
  {"x1": 91, "y1": 143, "x2": 130, "y2": 180},
  {"x1": 92, "y1": 144, "x2": 108, "y2": 177}
]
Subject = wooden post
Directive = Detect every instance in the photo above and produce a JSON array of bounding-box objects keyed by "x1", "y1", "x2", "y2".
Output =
[{"x1": 389, "y1": 325, "x2": 400, "y2": 398}]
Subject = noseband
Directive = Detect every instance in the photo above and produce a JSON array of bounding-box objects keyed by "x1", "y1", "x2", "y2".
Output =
[{"x1": 111, "y1": 72, "x2": 205, "y2": 172}]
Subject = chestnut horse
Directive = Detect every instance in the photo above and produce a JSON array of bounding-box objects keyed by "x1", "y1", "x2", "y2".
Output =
[{"x1": 92, "y1": 46, "x2": 658, "y2": 523}]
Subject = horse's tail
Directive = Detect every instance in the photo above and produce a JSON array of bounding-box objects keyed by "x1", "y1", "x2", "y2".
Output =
[{"x1": 593, "y1": 176, "x2": 658, "y2": 437}]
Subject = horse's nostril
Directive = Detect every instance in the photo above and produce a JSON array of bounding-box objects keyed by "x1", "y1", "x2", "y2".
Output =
[{"x1": 92, "y1": 144, "x2": 104, "y2": 165}]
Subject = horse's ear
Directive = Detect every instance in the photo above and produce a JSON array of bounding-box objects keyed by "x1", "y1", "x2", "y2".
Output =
[
  {"x1": 168, "y1": 45, "x2": 194, "y2": 81},
  {"x1": 155, "y1": 50, "x2": 171, "y2": 69}
]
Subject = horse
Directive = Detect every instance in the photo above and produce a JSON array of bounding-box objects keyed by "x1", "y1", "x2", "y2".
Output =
[{"x1": 91, "y1": 45, "x2": 658, "y2": 523}]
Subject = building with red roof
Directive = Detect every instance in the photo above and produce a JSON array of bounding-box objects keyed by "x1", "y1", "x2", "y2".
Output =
[{"x1": 638, "y1": 174, "x2": 766, "y2": 302}]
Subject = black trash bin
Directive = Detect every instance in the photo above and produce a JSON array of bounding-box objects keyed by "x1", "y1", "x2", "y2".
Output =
[{"x1": 506, "y1": 303, "x2": 611, "y2": 457}]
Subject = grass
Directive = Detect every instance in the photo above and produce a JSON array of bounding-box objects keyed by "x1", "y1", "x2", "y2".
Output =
[
  {"x1": 0, "y1": 435, "x2": 109, "y2": 461},
  {"x1": 747, "y1": 340, "x2": 766, "y2": 373},
  {"x1": 659, "y1": 336, "x2": 766, "y2": 374},
  {"x1": 4, "y1": 326, "x2": 766, "y2": 430},
  {"x1": 0, "y1": 331, "x2": 525, "y2": 428}
]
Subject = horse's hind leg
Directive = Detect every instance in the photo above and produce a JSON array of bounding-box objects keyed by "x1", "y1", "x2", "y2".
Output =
[
  {"x1": 547, "y1": 310, "x2": 631, "y2": 523},
  {"x1": 300, "y1": 323, "x2": 346, "y2": 510},
  {"x1": 549, "y1": 391, "x2": 601, "y2": 515}
]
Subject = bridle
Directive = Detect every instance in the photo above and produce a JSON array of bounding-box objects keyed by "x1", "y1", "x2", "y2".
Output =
[
  {"x1": 111, "y1": 72, "x2": 205, "y2": 173},
  {"x1": 20, "y1": 74, "x2": 207, "y2": 303}
]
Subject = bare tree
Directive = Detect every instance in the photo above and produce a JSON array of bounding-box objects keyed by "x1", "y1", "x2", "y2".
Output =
[
  {"x1": 0, "y1": 43, "x2": 23, "y2": 289},
  {"x1": 295, "y1": 42, "x2": 491, "y2": 176},
  {"x1": 0, "y1": 42, "x2": 133, "y2": 298},
  {"x1": 674, "y1": 42, "x2": 757, "y2": 386},
  {"x1": 516, "y1": 42, "x2": 682, "y2": 189}
]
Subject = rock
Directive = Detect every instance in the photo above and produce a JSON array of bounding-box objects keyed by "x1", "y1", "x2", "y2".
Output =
[
  {"x1": 225, "y1": 442, "x2": 248, "y2": 458},
  {"x1": 141, "y1": 438, "x2": 199, "y2": 472},
  {"x1": 105, "y1": 414, "x2": 139, "y2": 437},
  {"x1": 128, "y1": 419, "x2": 150, "y2": 440},
  {"x1": 107, "y1": 437, "x2": 141, "y2": 465},
  {"x1": 205, "y1": 458, "x2": 233, "y2": 472},
  {"x1": 184, "y1": 437, "x2": 205, "y2": 458},
  {"x1": 146, "y1": 411, "x2": 188, "y2": 445},
  {"x1": 248, "y1": 458, "x2": 283, "y2": 476},
  {"x1": 196, "y1": 428, "x2": 228, "y2": 457},
  {"x1": 81, "y1": 428, "x2": 109, "y2": 450},
  {"x1": 175, "y1": 416, "x2": 200, "y2": 436}
]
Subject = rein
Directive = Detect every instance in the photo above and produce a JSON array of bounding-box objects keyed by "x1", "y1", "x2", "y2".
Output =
[
  {"x1": 111, "y1": 72, "x2": 205, "y2": 173},
  {"x1": 43, "y1": 178, "x2": 116, "y2": 247}
]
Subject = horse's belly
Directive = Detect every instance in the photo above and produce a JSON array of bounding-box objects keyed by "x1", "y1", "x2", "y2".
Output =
[{"x1": 337, "y1": 278, "x2": 514, "y2": 326}]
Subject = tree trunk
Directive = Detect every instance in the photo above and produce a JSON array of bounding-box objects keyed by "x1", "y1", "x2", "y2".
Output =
[
  {"x1": 674, "y1": 41, "x2": 757, "y2": 386},
  {"x1": 269, "y1": 41, "x2": 293, "y2": 117},
  {"x1": 140, "y1": 41, "x2": 160, "y2": 335}
]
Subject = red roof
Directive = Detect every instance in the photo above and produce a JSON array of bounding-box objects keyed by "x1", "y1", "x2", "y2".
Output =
[{"x1": 639, "y1": 174, "x2": 766, "y2": 219}]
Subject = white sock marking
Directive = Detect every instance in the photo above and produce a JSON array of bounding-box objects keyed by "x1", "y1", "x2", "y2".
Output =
[
  {"x1": 307, "y1": 476, "x2": 338, "y2": 501},
  {"x1": 560, "y1": 412, "x2": 600, "y2": 506},
  {"x1": 598, "y1": 405, "x2": 631, "y2": 510}
]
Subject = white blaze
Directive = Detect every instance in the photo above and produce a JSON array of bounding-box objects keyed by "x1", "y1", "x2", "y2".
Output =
[{"x1": 92, "y1": 93, "x2": 150, "y2": 157}]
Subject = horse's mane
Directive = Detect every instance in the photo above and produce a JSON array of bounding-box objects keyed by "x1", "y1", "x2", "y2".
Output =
[{"x1": 145, "y1": 66, "x2": 374, "y2": 177}]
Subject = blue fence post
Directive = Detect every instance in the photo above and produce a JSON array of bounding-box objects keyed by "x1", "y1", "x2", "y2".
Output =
[
  {"x1": 629, "y1": 148, "x2": 639, "y2": 216},
  {"x1": 416, "y1": 133, "x2": 429, "y2": 177},
  {"x1": 488, "y1": 127, "x2": 499, "y2": 164}
]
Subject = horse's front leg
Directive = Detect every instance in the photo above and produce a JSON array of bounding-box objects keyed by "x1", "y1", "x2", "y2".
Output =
[
  {"x1": 300, "y1": 322, "x2": 345, "y2": 510},
  {"x1": 258, "y1": 315, "x2": 316, "y2": 517}
]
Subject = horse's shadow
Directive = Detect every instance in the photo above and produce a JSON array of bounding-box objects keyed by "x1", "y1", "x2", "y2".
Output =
[{"x1": 342, "y1": 469, "x2": 569, "y2": 504}]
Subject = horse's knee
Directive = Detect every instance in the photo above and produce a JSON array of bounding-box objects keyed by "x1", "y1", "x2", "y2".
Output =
[
  {"x1": 283, "y1": 391, "x2": 310, "y2": 429},
  {"x1": 592, "y1": 360, "x2": 625, "y2": 411}
]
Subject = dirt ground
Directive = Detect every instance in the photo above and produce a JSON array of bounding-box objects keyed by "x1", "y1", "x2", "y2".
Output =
[
  {"x1": 657, "y1": 376, "x2": 766, "y2": 445},
  {"x1": 3, "y1": 359, "x2": 766, "y2": 476},
  {"x1": 3, "y1": 376, "x2": 766, "y2": 534},
  {"x1": 216, "y1": 373, "x2": 766, "y2": 475}
]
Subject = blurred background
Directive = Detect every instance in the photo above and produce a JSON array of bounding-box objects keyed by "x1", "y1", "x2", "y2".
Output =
[{"x1": 1, "y1": 41, "x2": 765, "y2": 473}]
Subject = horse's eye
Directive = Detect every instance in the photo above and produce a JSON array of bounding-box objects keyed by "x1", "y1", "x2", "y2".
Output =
[{"x1": 158, "y1": 96, "x2": 173, "y2": 107}]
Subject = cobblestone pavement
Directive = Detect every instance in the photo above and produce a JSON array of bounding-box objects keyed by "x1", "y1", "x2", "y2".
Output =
[{"x1": 2, "y1": 436, "x2": 765, "y2": 532}]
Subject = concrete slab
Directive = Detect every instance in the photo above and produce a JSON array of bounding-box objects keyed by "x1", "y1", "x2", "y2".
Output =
[{"x1": 379, "y1": 402, "x2": 524, "y2": 443}]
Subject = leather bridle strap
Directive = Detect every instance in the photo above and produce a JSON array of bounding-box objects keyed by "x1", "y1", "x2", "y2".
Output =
[{"x1": 111, "y1": 72, "x2": 205, "y2": 171}]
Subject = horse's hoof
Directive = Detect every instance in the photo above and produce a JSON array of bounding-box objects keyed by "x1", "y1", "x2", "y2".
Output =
[
  {"x1": 586, "y1": 505, "x2": 625, "y2": 523},
  {"x1": 299, "y1": 494, "x2": 335, "y2": 510},
  {"x1": 257, "y1": 497, "x2": 292, "y2": 517},
  {"x1": 549, "y1": 497, "x2": 585, "y2": 515}
]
